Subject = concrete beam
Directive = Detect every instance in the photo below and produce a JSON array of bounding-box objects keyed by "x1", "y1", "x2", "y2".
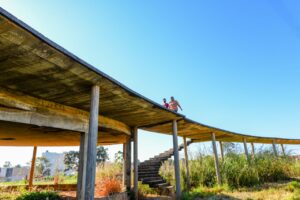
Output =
[
  {"x1": 133, "y1": 127, "x2": 138, "y2": 200},
  {"x1": 77, "y1": 132, "x2": 85, "y2": 200},
  {"x1": 251, "y1": 142, "x2": 255, "y2": 159},
  {"x1": 272, "y1": 140, "x2": 278, "y2": 157},
  {"x1": 28, "y1": 146, "x2": 37, "y2": 190},
  {"x1": 281, "y1": 144, "x2": 286, "y2": 156},
  {"x1": 84, "y1": 85, "x2": 100, "y2": 200},
  {"x1": 0, "y1": 88, "x2": 130, "y2": 136},
  {"x1": 172, "y1": 120, "x2": 181, "y2": 199},
  {"x1": 183, "y1": 137, "x2": 191, "y2": 190},
  {"x1": 219, "y1": 141, "x2": 224, "y2": 162},
  {"x1": 124, "y1": 137, "x2": 132, "y2": 192},
  {"x1": 211, "y1": 133, "x2": 221, "y2": 185},
  {"x1": 243, "y1": 138, "x2": 250, "y2": 162}
]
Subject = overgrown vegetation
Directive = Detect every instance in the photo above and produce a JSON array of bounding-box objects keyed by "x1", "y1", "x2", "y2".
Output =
[
  {"x1": 160, "y1": 144, "x2": 300, "y2": 191},
  {"x1": 180, "y1": 181, "x2": 300, "y2": 200},
  {"x1": 0, "y1": 189, "x2": 62, "y2": 200},
  {"x1": 16, "y1": 191, "x2": 62, "y2": 200},
  {"x1": 138, "y1": 182, "x2": 160, "y2": 199},
  {"x1": 95, "y1": 162, "x2": 123, "y2": 197}
]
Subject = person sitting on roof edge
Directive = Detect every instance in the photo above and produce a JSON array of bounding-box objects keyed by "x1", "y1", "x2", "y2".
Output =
[
  {"x1": 169, "y1": 96, "x2": 182, "y2": 112},
  {"x1": 163, "y1": 98, "x2": 169, "y2": 109}
]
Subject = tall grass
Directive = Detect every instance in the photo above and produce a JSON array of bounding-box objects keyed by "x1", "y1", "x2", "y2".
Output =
[
  {"x1": 160, "y1": 149, "x2": 300, "y2": 190},
  {"x1": 95, "y1": 163, "x2": 123, "y2": 197}
]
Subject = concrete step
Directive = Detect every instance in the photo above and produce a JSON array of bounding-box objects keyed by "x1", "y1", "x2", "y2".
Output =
[
  {"x1": 138, "y1": 166, "x2": 161, "y2": 170},
  {"x1": 149, "y1": 156, "x2": 171, "y2": 161},
  {"x1": 138, "y1": 171, "x2": 159, "y2": 176},
  {"x1": 139, "y1": 164, "x2": 161, "y2": 168},
  {"x1": 144, "y1": 179, "x2": 166, "y2": 187},
  {"x1": 138, "y1": 173, "x2": 158, "y2": 178},
  {"x1": 140, "y1": 177, "x2": 164, "y2": 182},
  {"x1": 138, "y1": 169, "x2": 159, "y2": 173},
  {"x1": 156, "y1": 182, "x2": 170, "y2": 188},
  {"x1": 137, "y1": 140, "x2": 193, "y2": 191}
]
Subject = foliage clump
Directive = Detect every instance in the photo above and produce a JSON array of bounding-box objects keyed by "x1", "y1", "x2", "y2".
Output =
[
  {"x1": 16, "y1": 191, "x2": 61, "y2": 200},
  {"x1": 95, "y1": 162, "x2": 123, "y2": 197}
]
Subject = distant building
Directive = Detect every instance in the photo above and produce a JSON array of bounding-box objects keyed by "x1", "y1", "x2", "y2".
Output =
[
  {"x1": 42, "y1": 151, "x2": 65, "y2": 176},
  {"x1": 0, "y1": 167, "x2": 29, "y2": 182}
]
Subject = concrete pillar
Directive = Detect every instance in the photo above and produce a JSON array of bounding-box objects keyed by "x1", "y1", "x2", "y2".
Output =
[
  {"x1": 124, "y1": 137, "x2": 132, "y2": 192},
  {"x1": 211, "y1": 133, "x2": 221, "y2": 185},
  {"x1": 77, "y1": 133, "x2": 86, "y2": 199},
  {"x1": 122, "y1": 143, "x2": 126, "y2": 187},
  {"x1": 172, "y1": 120, "x2": 181, "y2": 199},
  {"x1": 133, "y1": 127, "x2": 138, "y2": 200},
  {"x1": 84, "y1": 85, "x2": 100, "y2": 200},
  {"x1": 28, "y1": 146, "x2": 37, "y2": 190},
  {"x1": 272, "y1": 140, "x2": 278, "y2": 157},
  {"x1": 281, "y1": 144, "x2": 286, "y2": 156},
  {"x1": 183, "y1": 137, "x2": 191, "y2": 190},
  {"x1": 219, "y1": 141, "x2": 224, "y2": 162},
  {"x1": 251, "y1": 142, "x2": 255, "y2": 159},
  {"x1": 243, "y1": 138, "x2": 250, "y2": 162}
]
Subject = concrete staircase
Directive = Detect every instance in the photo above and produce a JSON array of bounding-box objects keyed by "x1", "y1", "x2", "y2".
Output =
[{"x1": 138, "y1": 140, "x2": 192, "y2": 193}]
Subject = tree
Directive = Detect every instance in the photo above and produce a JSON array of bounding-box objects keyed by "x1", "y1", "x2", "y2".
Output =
[
  {"x1": 3, "y1": 161, "x2": 12, "y2": 168},
  {"x1": 15, "y1": 164, "x2": 21, "y2": 168},
  {"x1": 223, "y1": 142, "x2": 238, "y2": 154},
  {"x1": 64, "y1": 146, "x2": 109, "y2": 171},
  {"x1": 64, "y1": 150, "x2": 79, "y2": 171},
  {"x1": 114, "y1": 151, "x2": 123, "y2": 164},
  {"x1": 36, "y1": 156, "x2": 51, "y2": 176},
  {"x1": 96, "y1": 146, "x2": 109, "y2": 165}
]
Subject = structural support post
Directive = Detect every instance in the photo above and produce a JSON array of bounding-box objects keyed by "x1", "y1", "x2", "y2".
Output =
[
  {"x1": 272, "y1": 140, "x2": 278, "y2": 157},
  {"x1": 211, "y1": 133, "x2": 221, "y2": 185},
  {"x1": 219, "y1": 141, "x2": 224, "y2": 162},
  {"x1": 124, "y1": 137, "x2": 132, "y2": 192},
  {"x1": 28, "y1": 146, "x2": 37, "y2": 190},
  {"x1": 172, "y1": 120, "x2": 181, "y2": 199},
  {"x1": 133, "y1": 127, "x2": 138, "y2": 200},
  {"x1": 243, "y1": 138, "x2": 250, "y2": 162},
  {"x1": 84, "y1": 85, "x2": 100, "y2": 200},
  {"x1": 183, "y1": 137, "x2": 191, "y2": 190},
  {"x1": 123, "y1": 143, "x2": 126, "y2": 187},
  {"x1": 281, "y1": 144, "x2": 286, "y2": 156},
  {"x1": 77, "y1": 133, "x2": 86, "y2": 199},
  {"x1": 251, "y1": 142, "x2": 255, "y2": 159}
]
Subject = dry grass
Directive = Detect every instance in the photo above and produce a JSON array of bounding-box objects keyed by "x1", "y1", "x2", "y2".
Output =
[
  {"x1": 181, "y1": 180, "x2": 300, "y2": 200},
  {"x1": 95, "y1": 178, "x2": 122, "y2": 197},
  {"x1": 94, "y1": 163, "x2": 123, "y2": 197}
]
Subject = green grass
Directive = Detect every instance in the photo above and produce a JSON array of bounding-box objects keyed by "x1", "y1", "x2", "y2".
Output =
[
  {"x1": 16, "y1": 191, "x2": 62, "y2": 200},
  {"x1": 0, "y1": 187, "x2": 62, "y2": 200},
  {"x1": 0, "y1": 175, "x2": 77, "y2": 186}
]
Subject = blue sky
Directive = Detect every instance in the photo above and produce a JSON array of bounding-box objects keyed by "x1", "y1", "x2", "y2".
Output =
[{"x1": 0, "y1": 1, "x2": 300, "y2": 166}]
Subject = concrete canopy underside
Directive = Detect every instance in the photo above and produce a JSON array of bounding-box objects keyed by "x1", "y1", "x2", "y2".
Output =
[{"x1": 0, "y1": 8, "x2": 300, "y2": 146}]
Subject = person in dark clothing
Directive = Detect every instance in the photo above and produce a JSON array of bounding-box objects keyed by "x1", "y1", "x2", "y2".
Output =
[{"x1": 163, "y1": 98, "x2": 169, "y2": 108}]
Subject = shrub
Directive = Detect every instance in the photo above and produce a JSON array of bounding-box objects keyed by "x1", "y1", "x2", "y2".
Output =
[
  {"x1": 16, "y1": 191, "x2": 62, "y2": 200},
  {"x1": 221, "y1": 153, "x2": 259, "y2": 188},
  {"x1": 138, "y1": 182, "x2": 159, "y2": 198},
  {"x1": 189, "y1": 155, "x2": 216, "y2": 188},
  {"x1": 254, "y1": 152, "x2": 290, "y2": 182},
  {"x1": 96, "y1": 163, "x2": 123, "y2": 181},
  {"x1": 159, "y1": 160, "x2": 175, "y2": 186},
  {"x1": 95, "y1": 162, "x2": 123, "y2": 197},
  {"x1": 95, "y1": 178, "x2": 122, "y2": 197}
]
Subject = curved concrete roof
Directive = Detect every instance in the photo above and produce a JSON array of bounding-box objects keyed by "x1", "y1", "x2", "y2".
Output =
[{"x1": 0, "y1": 7, "x2": 299, "y2": 146}]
